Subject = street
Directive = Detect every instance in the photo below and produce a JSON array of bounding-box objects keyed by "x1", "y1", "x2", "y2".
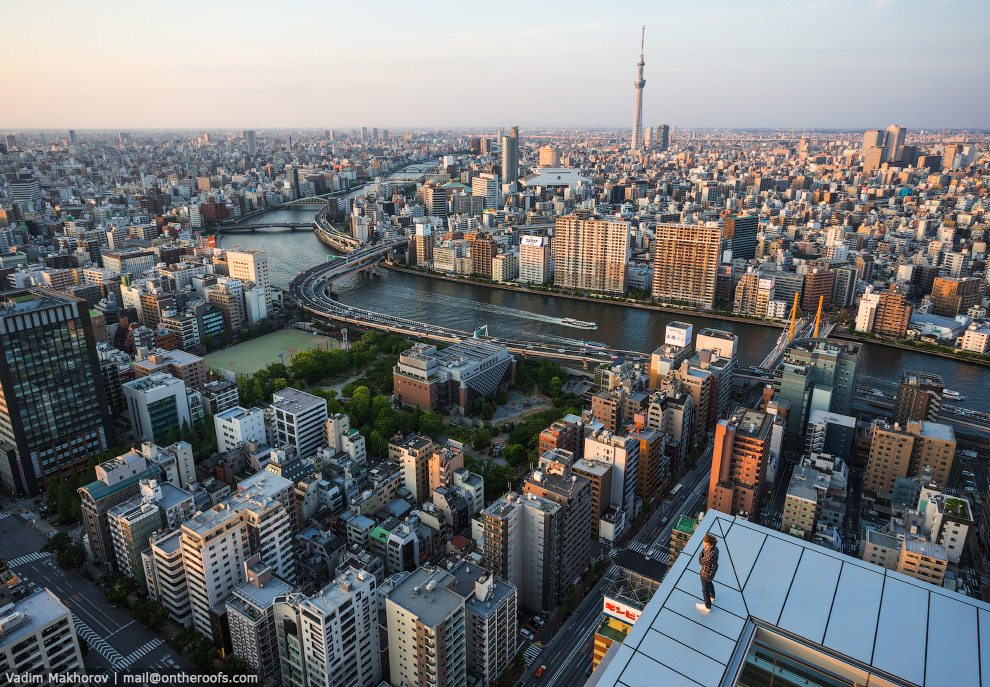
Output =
[
  {"x1": 514, "y1": 442, "x2": 715, "y2": 687},
  {"x1": 0, "y1": 508, "x2": 195, "y2": 676}
]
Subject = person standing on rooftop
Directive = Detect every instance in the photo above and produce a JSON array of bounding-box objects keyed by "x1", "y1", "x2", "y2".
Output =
[{"x1": 696, "y1": 533, "x2": 719, "y2": 613}]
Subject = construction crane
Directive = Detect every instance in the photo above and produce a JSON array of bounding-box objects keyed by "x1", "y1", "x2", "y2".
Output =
[
  {"x1": 813, "y1": 295, "x2": 824, "y2": 338},
  {"x1": 787, "y1": 292, "x2": 800, "y2": 341}
]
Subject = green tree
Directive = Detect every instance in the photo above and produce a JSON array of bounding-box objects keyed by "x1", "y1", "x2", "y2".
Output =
[
  {"x1": 218, "y1": 655, "x2": 250, "y2": 676},
  {"x1": 419, "y1": 411, "x2": 444, "y2": 438},
  {"x1": 471, "y1": 427, "x2": 493, "y2": 452},
  {"x1": 55, "y1": 544, "x2": 86, "y2": 569},
  {"x1": 369, "y1": 430, "x2": 387, "y2": 457},
  {"x1": 496, "y1": 388, "x2": 509, "y2": 405}
]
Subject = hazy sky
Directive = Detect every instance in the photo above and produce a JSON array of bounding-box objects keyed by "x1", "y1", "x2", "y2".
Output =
[{"x1": 3, "y1": 0, "x2": 988, "y2": 130}]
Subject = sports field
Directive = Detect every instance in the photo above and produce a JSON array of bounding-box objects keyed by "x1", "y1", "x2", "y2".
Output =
[{"x1": 205, "y1": 329, "x2": 337, "y2": 377}]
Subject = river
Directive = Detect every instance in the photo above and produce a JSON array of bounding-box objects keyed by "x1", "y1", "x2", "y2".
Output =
[{"x1": 222, "y1": 206, "x2": 990, "y2": 413}]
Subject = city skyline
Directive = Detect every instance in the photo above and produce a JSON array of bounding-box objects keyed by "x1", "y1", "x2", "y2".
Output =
[{"x1": 3, "y1": 0, "x2": 988, "y2": 130}]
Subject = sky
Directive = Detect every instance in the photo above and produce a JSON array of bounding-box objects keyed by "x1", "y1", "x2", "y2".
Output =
[{"x1": 2, "y1": 0, "x2": 988, "y2": 130}]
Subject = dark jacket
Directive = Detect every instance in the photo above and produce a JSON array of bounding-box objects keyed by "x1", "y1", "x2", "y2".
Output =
[{"x1": 699, "y1": 544, "x2": 719, "y2": 579}]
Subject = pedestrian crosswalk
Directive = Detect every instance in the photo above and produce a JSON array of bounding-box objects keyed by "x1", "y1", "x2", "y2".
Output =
[
  {"x1": 522, "y1": 643, "x2": 542, "y2": 666},
  {"x1": 627, "y1": 540, "x2": 649, "y2": 554},
  {"x1": 118, "y1": 638, "x2": 164, "y2": 669},
  {"x1": 7, "y1": 551, "x2": 51, "y2": 568},
  {"x1": 72, "y1": 614, "x2": 126, "y2": 670}
]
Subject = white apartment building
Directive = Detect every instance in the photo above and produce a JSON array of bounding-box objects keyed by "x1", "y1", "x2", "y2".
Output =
[
  {"x1": 143, "y1": 529, "x2": 192, "y2": 626},
  {"x1": 226, "y1": 558, "x2": 293, "y2": 686},
  {"x1": 519, "y1": 235, "x2": 551, "y2": 284},
  {"x1": 471, "y1": 173, "x2": 500, "y2": 210},
  {"x1": 0, "y1": 590, "x2": 85, "y2": 680},
  {"x1": 492, "y1": 252, "x2": 519, "y2": 283},
  {"x1": 386, "y1": 567, "x2": 467, "y2": 687},
  {"x1": 961, "y1": 322, "x2": 990, "y2": 354},
  {"x1": 226, "y1": 249, "x2": 272, "y2": 310},
  {"x1": 584, "y1": 430, "x2": 640, "y2": 523},
  {"x1": 855, "y1": 286, "x2": 881, "y2": 332},
  {"x1": 215, "y1": 406, "x2": 267, "y2": 453},
  {"x1": 325, "y1": 413, "x2": 367, "y2": 463},
  {"x1": 276, "y1": 567, "x2": 382, "y2": 687},
  {"x1": 180, "y1": 502, "x2": 251, "y2": 635},
  {"x1": 271, "y1": 388, "x2": 328, "y2": 459}
]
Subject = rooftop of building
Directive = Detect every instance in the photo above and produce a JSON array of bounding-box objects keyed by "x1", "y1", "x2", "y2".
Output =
[
  {"x1": 0, "y1": 589, "x2": 70, "y2": 648},
  {"x1": 589, "y1": 510, "x2": 990, "y2": 687},
  {"x1": 270, "y1": 387, "x2": 325, "y2": 412},
  {"x1": 726, "y1": 407, "x2": 772, "y2": 440},
  {"x1": 136, "y1": 348, "x2": 203, "y2": 368},
  {"x1": 611, "y1": 549, "x2": 667, "y2": 585},
  {"x1": 123, "y1": 372, "x2": 183, "y2": 392},
  {"x1": 0, "y1": 288, "x2": 80, "y2": 317},
  {"x1": 386, "y1": 567, "x2": 463, "y2": 627},
  {"x1": 302, "y1": 568, "x2": 376, "y2": 617},
  {"x1": 448, "y1": 560, "x2": 515, "y2": 616},
  {"x1": 228, "y1": 573, "x2": 294, "y2": 612},
  {"x1": 672, "y1": 515, "x2": 699, "y2": 536},
  {"x1": 79, "y1": 466, "x2": 161, "y2": 502},
  {"x1": 149, "y1": 528, "x2": 183, "y2": 554},
  {"x1": 215, "y1": 405, "x2": 263, "y2": 422},
  {"x1": 807, "y1": 408, "x2": 856, "y2": 428},
  {"x1": 784, "y1": 336, "x2": 862, "y2": 358}
]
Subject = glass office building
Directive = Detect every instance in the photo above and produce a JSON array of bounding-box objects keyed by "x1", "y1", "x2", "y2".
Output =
[{"x1": 0, "y1": 289, "x2": 113, "y2": 495}]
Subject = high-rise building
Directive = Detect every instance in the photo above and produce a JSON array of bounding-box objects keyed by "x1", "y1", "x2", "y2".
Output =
[
  {"x1": 226, "y1": 558, "x2": 293, "y2": 686},
  {"x1": 470, "y1": 232, "x2": 495, "y2": 278},
  {"x1": 584, "y1": 430, "x2": 640, "y2": 526},
  {"x1": 226, "y1": 249, "x2": 272, "y2": 310},
  {"x1": 931, "y1": 276, "x2": 982, "y2": 317},
  {"x1": 708, "y1": 407, "x2": 773, "y2": 517},
  {"x1": 553, "y1": 215, "x2": 630, "y2": 295},
  {"x1": 519, "y1": 235, "x2": 551, "y2": 284},
  {"x1": 385, "y1": 567, "x2": 467, "y2": 687},
  {"x1": 448, "y1": 560, "x2": 518, "y2": 685},
  {"x1": 657, "y1": 123, "x2": 670, "y2": 150},
  {"x1": 271, "y1": 388, "x2": 328, "y2": 459},
  {"x1": 78, "y1": 451, "x2": 161, "y2": 568},
  {"x1": 773, "y1": 338, "x2": 861, "y2": 437},
  {"x1": 0, "y1": 590, "x2": 86, "y2": 679},
  {"x1": 277, "y1": 567, "x2": 382, "y2": 687},
  {"x1": 500, "y1": 131, "x2": 519, "y2": 185},
  {"x1": 722, "y1": 215, "x2": 758, "y2": 261},
  {"x1": 864, "y1": 420, "x2": 956, "y2": 495},
  {"x1": 470, "y1": 172, "x2": 500, "y2": 210},
  {"x1": 651, "y1": 224, "x2": 721, "y2": 308},
  {"x1": 0, "y1": 289, "x2": 114, "y2": 496},
  {"x1": 895, "y1": 371, "x2": 943, "y2": 425},
  {"x1": 242, "y1": 129, "x2": 257, "y2": 155},
  {"x1": 391, "y1": 435, "x2": 435, "y2": 504},
  {"x1": 143, "y1": 529, "x2": 192, "y2": 626},
  {"x1": 631, "y1": 27, "x2": 646, "y2": 150},
  {"x1": 482, "y1": 491, "x2": 563, "y2": 612},
  {"x1": 123, "y1": 373, "x2": 201, "y2": 445},
  {"x1": 68, "y1": 129, "x2": 77, "y2": 144},
  {"x1": 522, "y1": 453, "x2": 592, "y2": 595},
  {"x1": 180, "y1": 471, "x2": 295, "y2": 635},
  {"x1": 885, "y1": 124, "x2": 907, "y2": 161}
]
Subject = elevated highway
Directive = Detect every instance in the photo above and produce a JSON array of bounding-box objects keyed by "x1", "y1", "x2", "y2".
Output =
[{"x1": 289, "y1": 213, "x2": 650, "y2": 369}]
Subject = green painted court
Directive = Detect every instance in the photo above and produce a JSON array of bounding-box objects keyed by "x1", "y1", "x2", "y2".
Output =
[{"x1": 204, "y1": 329, "x2": 337, "y2": 377}]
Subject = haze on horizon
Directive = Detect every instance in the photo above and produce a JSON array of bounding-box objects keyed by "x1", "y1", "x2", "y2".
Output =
[{"x1": 2, "y1": 0, "x2": 988, "y2": 131}]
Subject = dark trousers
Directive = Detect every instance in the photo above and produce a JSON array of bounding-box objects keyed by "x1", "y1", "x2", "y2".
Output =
[{"x1": 701, "y1": 576, "x2": 715, "y2": 609}]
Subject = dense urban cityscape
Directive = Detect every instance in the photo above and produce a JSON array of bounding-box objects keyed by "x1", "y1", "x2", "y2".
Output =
[{"x1": 2, "y1": 5, "x2": 990, "y2": 687}]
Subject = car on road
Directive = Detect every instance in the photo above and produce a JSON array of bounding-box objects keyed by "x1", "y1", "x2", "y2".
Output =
[
  {"x1": 661, "y1": 516, "x2": 669, "y2": 524},
  {"x1": 520, "y1": 628, "x2": 534, "y2": 641},
  {"x1": 535, "y1": 665, "x2": 547, "y2": 678}
]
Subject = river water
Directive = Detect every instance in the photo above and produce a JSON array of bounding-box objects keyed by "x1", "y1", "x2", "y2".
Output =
[{"x1": 221, "y1": 206, "x2": 990, "y2": 413}]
